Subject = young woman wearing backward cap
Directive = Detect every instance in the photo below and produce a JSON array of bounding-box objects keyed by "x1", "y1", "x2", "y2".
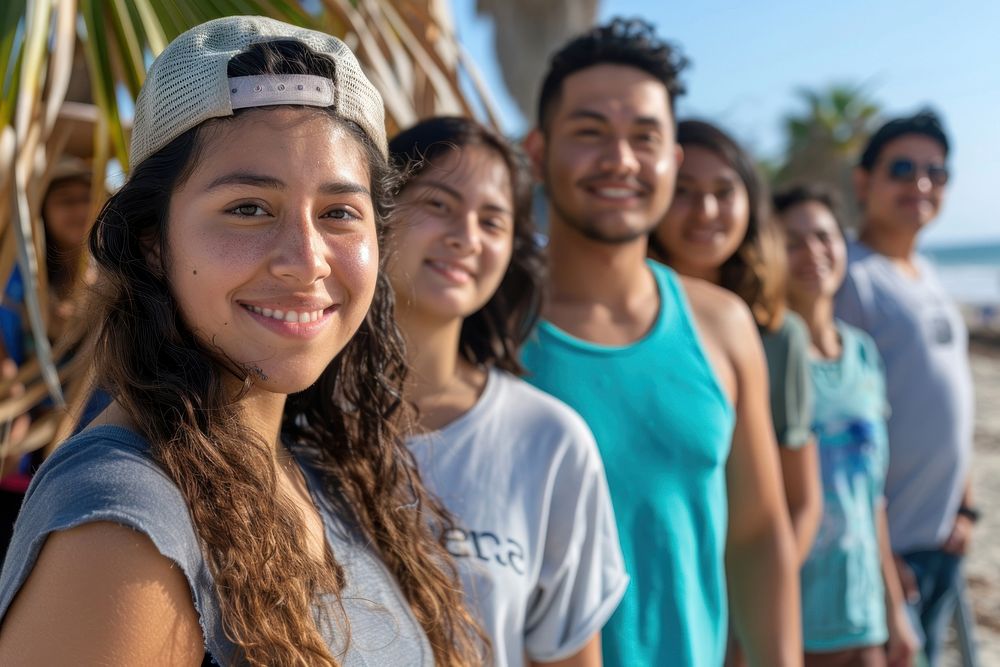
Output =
[
  {"x1": 387, "y1": 116, "x2": 628, "y2": 667},
  {"x1": 0, "y1": 16, "x2": 485, "y2": 667}
]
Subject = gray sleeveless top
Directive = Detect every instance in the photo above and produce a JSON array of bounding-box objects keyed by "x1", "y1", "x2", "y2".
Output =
[{"x1": 0, "y1": 425, "x2": 433, "y2": 666}]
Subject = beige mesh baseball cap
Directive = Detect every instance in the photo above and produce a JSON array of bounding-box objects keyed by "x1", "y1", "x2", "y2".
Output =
[{"x1": 129, "y1": 16, "x2": 387, "y2": 170}]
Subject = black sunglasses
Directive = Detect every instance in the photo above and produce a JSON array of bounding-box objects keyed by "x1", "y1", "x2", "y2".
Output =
[{"x1": 887, "y1": 158, "x2": 949, "y2": 186}]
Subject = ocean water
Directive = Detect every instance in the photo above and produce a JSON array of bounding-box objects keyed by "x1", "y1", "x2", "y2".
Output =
[{"x1": 923, "y1": 241, "x2": 1000, "y2": 307}]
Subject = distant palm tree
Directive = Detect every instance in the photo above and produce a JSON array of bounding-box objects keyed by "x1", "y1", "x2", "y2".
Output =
[
  {"x1": 0, "y1": 0, "x2": 501, "y2": 458},
  {"x1": 774, "y1": 83, "x2": 882, "y2": 229}
]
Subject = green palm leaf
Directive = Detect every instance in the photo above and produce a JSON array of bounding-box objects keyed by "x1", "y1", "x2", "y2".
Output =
[
  {"x1": 775, "y1": 82, "x2": 883, "y2": 230},
  {"x1": 0, "y1": 0, "x2": 504, "y2": 457}
]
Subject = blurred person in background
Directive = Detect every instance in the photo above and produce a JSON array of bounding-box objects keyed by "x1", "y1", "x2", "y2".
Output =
[
  {"x1": 836, "y1": 110, "x2": 975, "y2": 666},
  {"x1": 0, "y1": 158, "x2": 100, "y2": 560},
  {"x1": 776, "y1": 184, "x2": 918, "y2": 667},
  {"x1": 38, "y1": 158, "x2": 96, "y2": 337},
  {"x1": 387, "y1": 115, "x2": 627, "y2": 667},
  {"x1": 522, "y1": 18, "x2": 801, "y2": 667},
  {"x1": 651, "y1": 119, "x2": 822, "y2": 564},
  {"x1": 0, "y1": 158, "x2": 94, "y2": 366}
]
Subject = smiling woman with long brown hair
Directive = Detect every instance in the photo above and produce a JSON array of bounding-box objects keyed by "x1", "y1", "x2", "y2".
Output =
[
  {"x1": 387, "y1": 116, "x2": 627, "y2": 667},
  {"x1": 0, "y1": 17, "x2": 484, "y2": 666}
]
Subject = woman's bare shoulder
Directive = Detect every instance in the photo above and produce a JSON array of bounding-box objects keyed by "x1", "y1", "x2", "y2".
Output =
[{"x1": 0, "y1": 521, "x2": 204, "y2": 665}]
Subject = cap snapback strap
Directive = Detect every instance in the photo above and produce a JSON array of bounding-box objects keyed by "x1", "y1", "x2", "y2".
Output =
[{"x1": 228, "y1": 74, "x2": 334, "y2": 110}]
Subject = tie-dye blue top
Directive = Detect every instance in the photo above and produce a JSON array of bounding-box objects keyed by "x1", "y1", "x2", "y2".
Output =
[{"x1": 801, "y1": 321, "x2": 890, "y2": 651}]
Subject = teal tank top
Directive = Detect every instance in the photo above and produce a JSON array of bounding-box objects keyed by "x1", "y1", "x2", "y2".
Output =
[{"x1": 522, "y1": 261, "x2": 735, "y2": 667}]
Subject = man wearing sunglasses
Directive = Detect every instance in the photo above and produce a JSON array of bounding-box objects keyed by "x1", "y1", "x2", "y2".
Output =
[{"x1": 835, "y1": 109, "x2": 975, "y2": 666}]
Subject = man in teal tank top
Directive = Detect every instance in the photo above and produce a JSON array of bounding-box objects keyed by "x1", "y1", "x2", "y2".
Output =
[{"x1": 522, "y1": 19, "x2": 802, "y2": 667}]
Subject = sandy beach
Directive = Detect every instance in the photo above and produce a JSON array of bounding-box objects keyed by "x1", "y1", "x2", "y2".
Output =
[{"x1": 942, "y1": 337, "x2": 1000, "y2": 665}]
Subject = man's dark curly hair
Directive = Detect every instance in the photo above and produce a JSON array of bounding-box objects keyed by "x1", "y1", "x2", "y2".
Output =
[
  {"x1": 536, "y1": 17, "x2": 688, "y2": 130},
  {"x1": 858, "y1": 108, "x2": 950, "y2": 170}
]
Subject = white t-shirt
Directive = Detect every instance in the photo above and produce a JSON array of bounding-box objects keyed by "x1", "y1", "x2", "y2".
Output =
[{"x1": 409, "y1": 369, "x2": 628, "y2": 667}]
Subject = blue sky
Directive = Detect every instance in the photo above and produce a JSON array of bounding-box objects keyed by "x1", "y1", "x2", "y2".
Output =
[{"x1": 451, "y1": 0, "x2": 1000, "y2": 246}]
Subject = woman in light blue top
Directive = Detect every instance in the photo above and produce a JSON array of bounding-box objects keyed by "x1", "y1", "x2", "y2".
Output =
[
  {"x1": 387, "y1": 116, "x2": 627, "y2": 667},
  {"x1": 775, "y1": 184, "x2": 918, "y2": 666}
]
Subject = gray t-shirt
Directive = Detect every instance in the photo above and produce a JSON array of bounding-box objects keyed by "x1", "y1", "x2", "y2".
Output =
[
  {"x1": 409, "y1": 369, "x2": 628, "y2": 667},
  {"x1": 835, "y1": 242, "x2": 974, "y2": 553},
  {"x1": 0, "y1": 425, "x2": 433, "y2": 666}
]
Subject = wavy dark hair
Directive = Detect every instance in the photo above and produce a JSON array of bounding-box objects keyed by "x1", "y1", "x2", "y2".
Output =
[
  {"x1": 86, "y1": 41, "x2": 485, "y2": 666},
  {"x1": 652, "y1": 119, "x2": 786, "y2": 331},
  {"x1": 388, "y1": 116, "x2": 544, "y2": 375}
]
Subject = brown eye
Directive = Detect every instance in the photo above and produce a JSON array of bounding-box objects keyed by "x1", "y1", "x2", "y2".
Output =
[
  {"x1": 229, "y1": 203, "x2": 267, "y2": 217},
  {"x1": 323, "y1": 207, "x2": 361, "y2": 222},
  {"x1": 482, "y1": 216, "x2": 508, "y2": 232},
  {"x1": 634, "y1": 132, "x2": 661, "y2": 146},
  {"x1": 573, "y1": 128, "x2": 602, "y2": 139}
]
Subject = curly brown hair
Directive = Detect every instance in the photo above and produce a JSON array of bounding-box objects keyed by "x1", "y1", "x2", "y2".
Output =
[{"x1": 86, "y1": 41, "x2": 486, "y2": 666}]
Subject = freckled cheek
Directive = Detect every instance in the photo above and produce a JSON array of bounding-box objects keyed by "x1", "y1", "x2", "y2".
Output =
[
  {"x1": 173, "y1": 219, "x2": 273, "y2": 274},
  {"x1": 167, "y1": 225, "x2": 272, "y2": 317},
  {"x1": 167, "y1": 266, "x2": 228, "y2": 339},
  {"x1": 330, "y1": 234, "x2": 380, "y2": 299},
  {"x1": 211, "y1": 230, "x2": 275, "y2": 268}
]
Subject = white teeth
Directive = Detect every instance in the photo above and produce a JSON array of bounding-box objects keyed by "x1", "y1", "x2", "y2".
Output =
[
  {"x1": 430, "y1": 261, "x2": 470, "y2": 276},
  {"x1": 245, "y1": 305, "x2": 325, "y2": 324},
  {"x1": 688, "y1": 228, "x2": 722, "y2": 242},
  {"x1": 596, "y1": 188, "x2": 638, "y2": 198}
]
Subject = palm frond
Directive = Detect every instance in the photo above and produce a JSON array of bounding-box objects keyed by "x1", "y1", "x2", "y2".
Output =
[
  {"x1": 776, "y1": 82, "x2": 884, "y2": 229},
  {"x1": 0, "y1": 0, "x2": 509, "y2": 458},
  {"x1": 1, "y1": 0, "x2": 29, "y2": 127}
]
